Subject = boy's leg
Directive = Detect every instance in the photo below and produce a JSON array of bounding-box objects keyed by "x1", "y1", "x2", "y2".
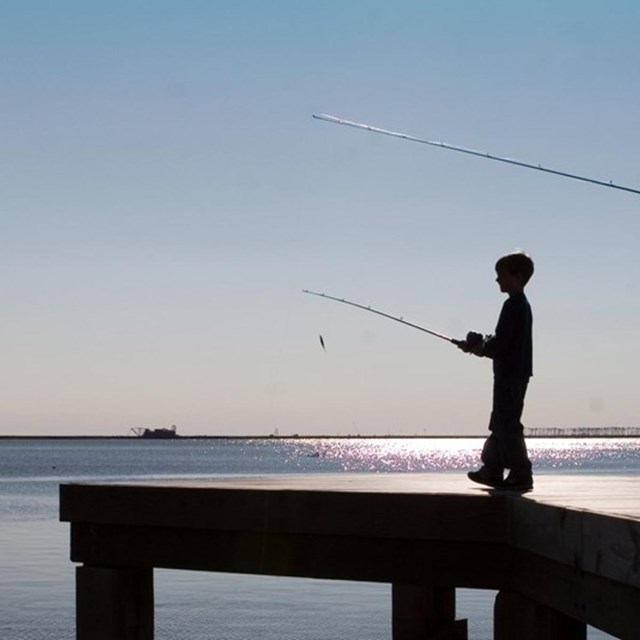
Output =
[
  {"x1": 480, "y1": 432, "x2": 504, "y2": 475},
  {"x1": 490, "y1": 379, "x2": 532, "y2": 484},
  {"x1": 479, "y1": 381, "x2": 509, "y2": 474},
  {"x1": 468, "y1": 416, "x2": 504, "y2": 487}
]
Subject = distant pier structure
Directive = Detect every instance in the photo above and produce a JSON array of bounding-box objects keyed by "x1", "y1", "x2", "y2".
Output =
[
  {"x1": 526, "y1": 426, "x2": 640, "y2": 437},
  {"x1": 60, "y1": 474, "x2": 639, "y2": 639}
]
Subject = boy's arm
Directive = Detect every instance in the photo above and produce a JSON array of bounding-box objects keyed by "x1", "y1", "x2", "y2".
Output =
[
  {"x1": 458, "y1": 299, "x2": 517, "y2": 358},
  {"x1": 481, "y1": 300, "x2": 518, "y2": 360}
]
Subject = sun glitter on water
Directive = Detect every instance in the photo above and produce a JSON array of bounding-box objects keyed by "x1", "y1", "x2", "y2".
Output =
[{"x1": 279, "y1": 437, "x2": 640, "y2": 474}]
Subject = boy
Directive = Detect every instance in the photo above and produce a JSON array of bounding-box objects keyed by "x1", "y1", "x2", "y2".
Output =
[{"x1": 458, "y1": 251, "x2": 534, "y2": 491}]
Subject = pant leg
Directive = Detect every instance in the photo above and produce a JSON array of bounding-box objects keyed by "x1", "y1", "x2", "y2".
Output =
[
  {"x1": 480, "y1": 433, "x2": 503, "y2": 474},
  {"x1": 483, "y1": 378, "x2": 532, "y2": 475}
]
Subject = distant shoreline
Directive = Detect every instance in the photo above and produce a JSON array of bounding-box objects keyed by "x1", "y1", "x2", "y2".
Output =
[
  {"x1": 1, "y1": 432, "x2": 639, "y2": 440},
  {"x1": 0, "y1": 434, "x2": 483, "y2": 440}
]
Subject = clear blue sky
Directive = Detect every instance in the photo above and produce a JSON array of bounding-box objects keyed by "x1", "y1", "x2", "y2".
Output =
[{"x1": 2, "y1": 1, "x2": 639, "y2": 435}]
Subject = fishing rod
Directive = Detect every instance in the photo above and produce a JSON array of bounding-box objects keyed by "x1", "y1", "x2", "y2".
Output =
[
  {"x1": 313, "y1": 113, "x2": 640, "y2": 196},
  {"x1": 302, "y1": 289, "x2": 459, "y2": 344}
]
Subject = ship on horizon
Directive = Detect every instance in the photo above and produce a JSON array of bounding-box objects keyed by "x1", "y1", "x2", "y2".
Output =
[{"x1": 129, "y1": 425, "x2": 179, "y2": 439}]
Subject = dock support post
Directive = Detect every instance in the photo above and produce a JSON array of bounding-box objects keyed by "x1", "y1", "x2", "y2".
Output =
[
  {"x1": 392, "y1": 584, "x2": 468, "y2": 639},
  {"x1": 494, "y1": 591, "x2": 586, "y2": 640},
  {"x1": 76, "y1": 566, "x2": 154, "y2": 640}
]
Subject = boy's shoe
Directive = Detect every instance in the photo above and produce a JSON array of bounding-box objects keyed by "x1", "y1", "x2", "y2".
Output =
[
  {"x1": 502, "y1": 474, "x2": 534, "y2": 492},
  {"x1": 467, "y1": 468, "x2": 504, "y2": 488}
]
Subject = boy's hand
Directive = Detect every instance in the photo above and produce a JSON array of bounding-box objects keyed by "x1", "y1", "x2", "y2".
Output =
[{"x1": 457, "y1": 331, "x2": 484, "y2": 355}]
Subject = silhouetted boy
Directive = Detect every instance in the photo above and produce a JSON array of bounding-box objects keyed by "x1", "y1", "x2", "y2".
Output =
[{"x1": 459, "y1": 251, "x2": 534, "y2": 491}]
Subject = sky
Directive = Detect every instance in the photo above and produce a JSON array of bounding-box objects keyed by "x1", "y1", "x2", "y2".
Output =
[{"x1": 2, "y1": 1, "x2": 639, "y2": 436}]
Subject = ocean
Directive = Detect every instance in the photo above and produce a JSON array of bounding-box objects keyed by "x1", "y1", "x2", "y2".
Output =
[{"x1": 1, "y1": 436, "x2": 638, "y2": 639}]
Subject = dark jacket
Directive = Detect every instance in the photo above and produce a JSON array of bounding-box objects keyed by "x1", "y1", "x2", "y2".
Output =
[{"x1": 482, "y1": 292, "x2": 533, "y2": 380}]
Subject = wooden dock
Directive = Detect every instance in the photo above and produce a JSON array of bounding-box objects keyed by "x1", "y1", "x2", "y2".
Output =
[{"x1": 59, "y1": 473, "x2": 640, "y2": 640}]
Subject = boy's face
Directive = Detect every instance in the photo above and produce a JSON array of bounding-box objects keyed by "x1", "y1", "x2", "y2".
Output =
[{"x1": 495, "y1": 268, "x2": 524, "y2": 295}]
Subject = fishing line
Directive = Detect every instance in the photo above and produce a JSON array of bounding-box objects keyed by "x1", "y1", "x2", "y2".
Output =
[
  {"x1": 303, "y1": 289, "x2": 459, "y2": 344},
  {"x1": 313, "y1": 113, "x2": 640, "y2": 196}
]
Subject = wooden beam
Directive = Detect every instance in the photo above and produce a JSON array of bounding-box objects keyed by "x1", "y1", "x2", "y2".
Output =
[
  {"x1": 70, "y1": 523, "x2": 511, "y2": 589},
  {"x1": 494, "y1": 591, "x2": 586, "y2": 640},
  {"x1": 511, "y1": 550, "x2": 640, "y2": 640},
  {"x1": 60, "y1": 484, "x2": 509, "y2": 543},
  {"x1": 510, "y1": 500, "x2": 640, "y2": 588},
  {"x1": 392, "y1": 584, "x2": 468, "y2": 640},
  {"x1": 76, "y1": 566, "x2": 153, "y2": 640}
]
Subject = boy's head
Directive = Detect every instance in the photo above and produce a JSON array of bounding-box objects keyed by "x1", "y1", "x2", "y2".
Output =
[{"x1": 495, "y1": 251, "x2": 534, "y2": 293}]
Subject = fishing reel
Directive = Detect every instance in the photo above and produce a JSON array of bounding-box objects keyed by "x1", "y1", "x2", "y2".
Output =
[{"x1": 465, "y1": 331, "x2": 484, "y2": 350}]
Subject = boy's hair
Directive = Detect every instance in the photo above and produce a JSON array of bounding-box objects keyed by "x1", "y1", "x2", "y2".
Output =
[{"x1": 495, "y1": 251, "x2": 534, "y2": 284}]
